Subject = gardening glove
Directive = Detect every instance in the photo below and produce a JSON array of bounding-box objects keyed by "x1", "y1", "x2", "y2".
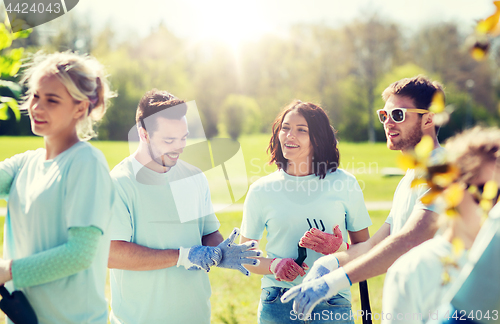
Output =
[
  {"x1": 270, "y1": 258, "x2": 308, "y2": 282},
  {"x1": 302, "y1": 254, "x2": 339, "y2": 283},
  {"x1": 177, "y1": 245, "x2": 222, "y2": 272},
  {"x1": 216, "y1": 228, "x2": 262, "y2": 276},
  {"x1": 281, "y1": 267, "x2": 351, "y2": 319},
  {"x1": 299, "y1": 225, "x2": 349, "y2": 255}
]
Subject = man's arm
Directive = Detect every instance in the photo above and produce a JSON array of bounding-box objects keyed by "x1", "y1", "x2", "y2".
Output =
[
  {"x1": 335, "y1": 223, "x2": 391, "y2": 266},
  {"x1": 108, "y1": 241, "x2": 179, "y2": 271},
  {"x1": 202, "y1": 230, "x2": 224, "y2": 247},
  {"x1": 342, "y1": 208, "x2": 438, "y2": 284},
  {"x1": 108, "y1": 230, "x2": 224, "y2": 271}
]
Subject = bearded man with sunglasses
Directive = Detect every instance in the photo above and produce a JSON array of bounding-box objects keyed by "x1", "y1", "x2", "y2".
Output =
[{"x1": 281, "y1": 76, "x2": 445, "y2": 318}]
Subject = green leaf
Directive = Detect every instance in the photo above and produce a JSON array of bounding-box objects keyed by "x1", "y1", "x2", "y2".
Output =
[
  {"x1": 0, "y1": 24, "x2": 13, "y2": 51},
  {"x1": 9, "y1": 60, "x2": 22, "y2": 76},
  {"x1": 0, "y1": 80, "x2": 23, "y2": 99},
  {"x1": 0, "y1": 103, "x2": 9, "y2": 120},
  {"x1": 12, "y1": 29, "x2": 32, "y2": 40},
  {"x1": 0, "y1": 97, "x2": 21, "y2": 121}
]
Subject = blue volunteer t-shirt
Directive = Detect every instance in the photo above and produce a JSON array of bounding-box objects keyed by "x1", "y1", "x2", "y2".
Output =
[
  {"x1": 241, "y1": 168, "x2": 372, "y2": 302},
  {"x1": 108, "y1": 157, "x2": 220, "y2": 324},
  {"x1": 0, "y1": 141, "x2": 114, "y2": 324}
]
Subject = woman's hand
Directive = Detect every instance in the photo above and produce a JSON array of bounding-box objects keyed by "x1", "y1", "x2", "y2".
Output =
[
  {"x1": 269, "y1": 258, "x2": 308, "y2": 282},
  {"x1": 299, "y1": 225, "x2": 349, "y2": 255},
  {"x1": 0, "y1": 259, "x2": 12, "y2": 285}
]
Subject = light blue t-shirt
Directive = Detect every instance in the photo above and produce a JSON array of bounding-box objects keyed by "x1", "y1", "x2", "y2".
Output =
[
  {"x1": 385, "y1": 147, "x2": 445, "y2": 234},
  {"x1": 108, "y1": 156, "x2": 220, "y2": 324},
  {"x1": 241, "y1": 168, "x2": 372, "y2": 302},
  {"x1": 0, "y1": 142, "x2": 114, "y2": 324}
]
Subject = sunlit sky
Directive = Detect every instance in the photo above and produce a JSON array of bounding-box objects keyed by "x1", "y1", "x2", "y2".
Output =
[{"x1": 73, "y1": 0, "x2": 496, "y2": 44}]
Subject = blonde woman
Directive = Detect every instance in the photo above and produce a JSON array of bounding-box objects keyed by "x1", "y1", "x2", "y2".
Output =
[{"x1": 0, "y1": 52, "x2": 115, "y2": 323}]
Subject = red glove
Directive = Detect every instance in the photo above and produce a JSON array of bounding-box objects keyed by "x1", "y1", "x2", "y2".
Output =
[
  {"x1": 269, "y1": 258, "x2": 308, "y2": 282},
  {"x1": 299, "y1": 225, "x2": 349, "y2": 255}
]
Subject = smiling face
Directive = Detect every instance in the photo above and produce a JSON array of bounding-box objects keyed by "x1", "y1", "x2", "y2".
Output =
[
  {"x1": 146, "y1": 116, "x2": 189, "y2": 170},
  {"x1": 28, "y1": 74, "x2": 85, "y2": 140},
  {"x1": 383, "y1": 95, "x2": 425, "y2": 152},
  {"x1": 278, "y1": 110, "x2": 313, "y2": 171}
]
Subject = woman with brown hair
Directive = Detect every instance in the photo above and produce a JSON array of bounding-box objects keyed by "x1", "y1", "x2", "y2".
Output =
[{"x1": 240, "y1": 100, "x2": 371, "y2": 323}]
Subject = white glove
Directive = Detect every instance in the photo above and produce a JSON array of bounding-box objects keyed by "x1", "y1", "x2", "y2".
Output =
[
  {"x1": 302, "y1": 254, "x2": 339, "y2": 283},
  {"x1": 281, "y1": 267, "x2": 351, "y2": 318}
]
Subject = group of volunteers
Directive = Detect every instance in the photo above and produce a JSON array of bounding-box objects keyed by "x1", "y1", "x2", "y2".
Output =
[{"x1": 0, "y1": 51, "x2": 498, "y2": 324}]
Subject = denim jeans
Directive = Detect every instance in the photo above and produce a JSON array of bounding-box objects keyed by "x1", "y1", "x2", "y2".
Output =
[{"x1": 257, "y1": 286, "x2": 355, "y2": 324}]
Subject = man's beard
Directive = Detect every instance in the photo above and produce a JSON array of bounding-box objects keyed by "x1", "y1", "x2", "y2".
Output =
[
  {"x1": 390, "y1": 123, "x2": 423, "y2": 151},
  {"x1": 147, "y1": 143, "x2": 167, "y2": 167}
]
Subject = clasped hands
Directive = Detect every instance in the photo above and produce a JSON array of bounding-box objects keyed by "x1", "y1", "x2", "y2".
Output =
[
  {"x1": 276, "y1": 225, "x2": 352, "y2": 318},
  {"x1": 270, "y1": 224, "x2": 348, "y2": 282},
  {"x1": 177, "y1": 228, "x2": 262, "y2": 276}
]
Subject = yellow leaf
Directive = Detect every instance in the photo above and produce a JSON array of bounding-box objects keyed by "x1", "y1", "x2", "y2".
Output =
[
  {"x1": 476, "y1": 9, "x2": 500, "y2": 35},
  {"x1": 468, "y1": 185, "x2": 478, "y2": 195},
  {"x1": 421, "y1": 189, "x2": 441, "y2": 205},
  {"x1": 451, "y1": 237, "x2": 465, "y2": 256},
  {"x1": 397, "y1": 154, "x2": 417, "y2": 170},
  {"x1": 482, "y1": 180, "x2": 499, "y2": 200},
  {"x1": 443, "y1": 183, "x2": 464, "y2": 207},
  {"x1": 415, "y1": 135, "x2": 434, "y2": 161},
  {"x1": 432, "y1": 165, "x2": 460, "y2": 188},
  {"x1": 471, "y1": 47, "x2": 487, "y2": 61},
  {"x1": 441, "y1": 271, "x2": 451, "y2": 286},
  {"x1": 411, "y1": 178, "x2": 428, "y2": 188},
  {"x1": 445, "y1": 208, "x2": 460, "y2": 218},
  {"x1": 429, "y1": 91, "x2": 445, "y2": 113},
  {"x1": 480, "y1": 199, "x2": 493, "y2": 212}
]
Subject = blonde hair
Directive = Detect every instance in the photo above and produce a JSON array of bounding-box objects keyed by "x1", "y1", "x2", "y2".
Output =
[
  {"x1": 21, "y1": 51, "x2": 115, "y2": 140},
  {"x1": 445, "y1": 126, "x2": 500, "y2": 184}
]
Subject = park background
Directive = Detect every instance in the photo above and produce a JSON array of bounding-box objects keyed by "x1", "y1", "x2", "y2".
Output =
[{"x1": 1, "y1": 0, "x2": 500, "y2": 323}]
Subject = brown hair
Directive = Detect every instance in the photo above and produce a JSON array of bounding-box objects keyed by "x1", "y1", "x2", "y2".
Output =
[
  {"x1": 136, "y1": 89, "x2": 186, "y2": 134},
  {"x1": 382, "y1": 75, "x2": 443, "y2": 134},
  {"x1": 445, "y1": 126, "x2": 500, "y2": 184},
  {"x1": 267, "y1": 100, "x2": 340, "y2": 179}
]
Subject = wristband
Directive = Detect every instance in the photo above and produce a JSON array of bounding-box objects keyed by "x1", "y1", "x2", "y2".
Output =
[{"x1": 269, "y1": 258, "x2": 280, "y2": 274}]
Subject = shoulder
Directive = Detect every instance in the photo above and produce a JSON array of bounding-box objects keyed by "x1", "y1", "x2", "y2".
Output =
[
  {"x1": 70, "y1": 142, "x2": 109, "y2": 169},
  {"x1": 110, "y1": 156, "x2": 134, "y2": 182}
]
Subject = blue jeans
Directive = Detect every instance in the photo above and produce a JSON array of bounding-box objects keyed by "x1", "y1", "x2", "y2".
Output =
[{"x1": 258, "y1": 286, "x2": 355, "y2": 324}]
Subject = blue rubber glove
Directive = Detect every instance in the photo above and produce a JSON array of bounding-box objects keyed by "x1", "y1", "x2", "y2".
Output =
[
  {"x1": 302, "y1": 254, "x2": 339, "y2": 283},
  {"x1": 281, "y1": 267, "x2": 351, "y2": 318},
  {"x1": 177, "y1": 245, "x2": 222, "y2": 272},
  {"x1": 216, "y1": 228, "x2": 262, "y2": 276}
]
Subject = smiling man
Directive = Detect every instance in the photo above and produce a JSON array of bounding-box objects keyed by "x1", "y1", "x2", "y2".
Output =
[
  {"x1": 281, "y1": 76, "x2": 446, "y2": 318},
  {"x1": 107, "y1": 89, "x2": 260, "y2": 324}
]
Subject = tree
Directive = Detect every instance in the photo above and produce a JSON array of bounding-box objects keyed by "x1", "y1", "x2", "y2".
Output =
[
  {"x1": 220, "y1": 94, "x2": 261, "y2": 140},
  {"x1": 0, "y1": 22, "x2": 31, "y2": 124},
  {"x1": 343, "y1": 15, "x2": 403, "y2": 142}
]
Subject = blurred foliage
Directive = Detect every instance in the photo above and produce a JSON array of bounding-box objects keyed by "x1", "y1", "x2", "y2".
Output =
[
  {"x1": 1, "y1": 10, "x2": 499, "y2": 141},
  {"x1": 0, "y1": 21, "x2": 31, "y2": 123},
  {"x1": 219, "y1": 94, "x2": 261, "y2": 140}
]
